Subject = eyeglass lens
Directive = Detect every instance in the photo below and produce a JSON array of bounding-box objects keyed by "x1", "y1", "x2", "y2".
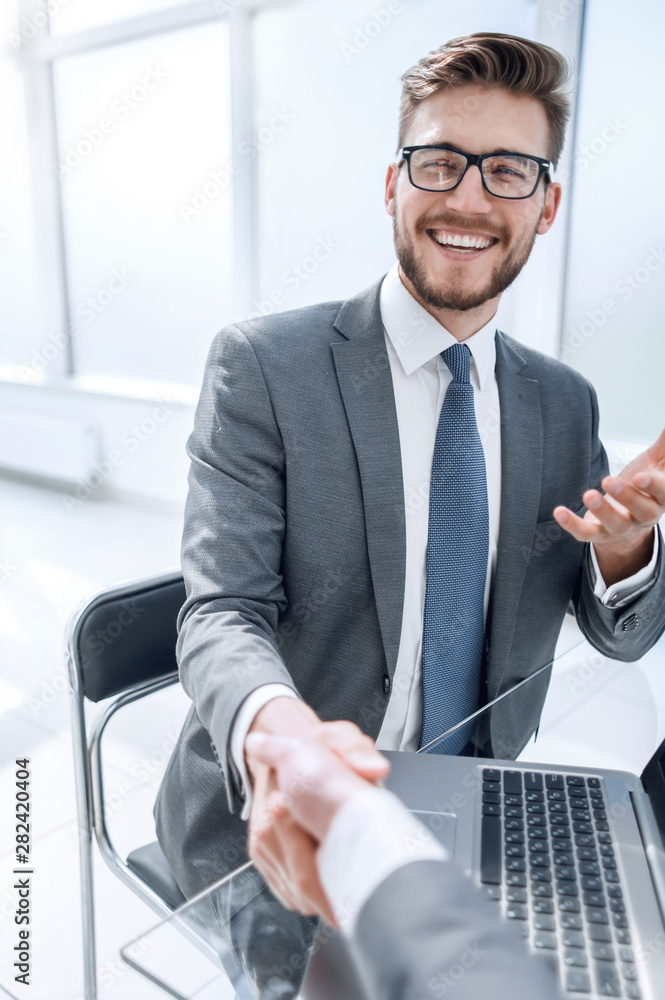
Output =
[{"x1": 409, "y1": 148, "x2": 541, "y2": 197}]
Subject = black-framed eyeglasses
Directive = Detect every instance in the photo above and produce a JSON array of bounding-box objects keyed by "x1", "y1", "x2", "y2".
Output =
[{"x1": 398, "y1": 144, "x2": 552, "y2": 200}]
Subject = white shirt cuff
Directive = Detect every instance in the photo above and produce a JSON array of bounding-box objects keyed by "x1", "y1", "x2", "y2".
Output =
[
  {"x1": 591, "y1": 529, "x2": 659, "y2": 608},
  {"x1": 317, "y1": 786, "x2": 448, "y2": 935},
  {"x1": 229, "y1": 683, "x2": 301, "y2": 820}
]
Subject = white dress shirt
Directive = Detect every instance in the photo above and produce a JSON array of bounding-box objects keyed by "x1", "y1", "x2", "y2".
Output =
[
  {"x1": 316, "y1": 786, "x2": 448, "y2": 933},
  {"x1": 229, "y1": 262, "x2": 659, "y2": 818}
]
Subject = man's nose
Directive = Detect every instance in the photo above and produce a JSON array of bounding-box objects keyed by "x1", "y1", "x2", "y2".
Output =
[{"x1": 442, "y1": 164, "x2": 493, "y2": 214}]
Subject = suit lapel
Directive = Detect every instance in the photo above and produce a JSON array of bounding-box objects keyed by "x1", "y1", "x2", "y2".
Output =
[
  {"x1": 331, "y1": 280, "x2": 406, "y2": 679},
  {"x1": 486, "y1": 332, "x2": 544, "y2": 699}
]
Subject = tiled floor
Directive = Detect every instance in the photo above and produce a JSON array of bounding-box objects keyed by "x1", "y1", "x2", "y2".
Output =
[{"x1": 0, "y1": 474, "x2": 664, "y2": 999}]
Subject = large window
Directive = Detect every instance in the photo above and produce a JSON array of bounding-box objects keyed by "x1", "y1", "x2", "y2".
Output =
[
  {"x1": 3, "y1": 0, "x2": 543, "y2": 394},
  {"x1": 561, "y1": 0, "x2": 665, "y2": 442}
]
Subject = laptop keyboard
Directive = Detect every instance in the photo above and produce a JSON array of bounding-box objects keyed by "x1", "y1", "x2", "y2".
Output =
[{"x1": 480, "y1": 768, "x2": 640, "y2": 998}]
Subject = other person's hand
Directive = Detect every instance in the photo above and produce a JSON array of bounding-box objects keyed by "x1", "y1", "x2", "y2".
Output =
[
  {"x1": 244, "y1": 697, "x2": 389, "y2": 925},
  {"x1": 553, "y1": 428, "x2": 665, "y2": 586}
]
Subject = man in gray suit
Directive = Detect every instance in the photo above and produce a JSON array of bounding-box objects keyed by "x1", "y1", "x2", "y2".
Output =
[
  {"x1": 155, "y1": 32, "x2": 665, "y2": 918},
  {"x1": 246, "y1": 730, "x2": 564, "y2": 1000}
]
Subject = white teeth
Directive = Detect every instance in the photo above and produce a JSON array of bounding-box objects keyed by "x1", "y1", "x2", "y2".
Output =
[{"x1": 433, "y1": 231, "x2": 493, "y2": 250}]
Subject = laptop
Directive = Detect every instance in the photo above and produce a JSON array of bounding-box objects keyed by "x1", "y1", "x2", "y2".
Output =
[{"x1": 299, "y1": 651, "x2": 665, "y2": 1000}]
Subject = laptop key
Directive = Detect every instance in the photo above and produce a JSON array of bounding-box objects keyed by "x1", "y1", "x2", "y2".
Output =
[
  {"x1": 505, "y1": 806, "x2": 523, "y2": 818},
  {"x1": 482, "y1": 804, "x2": 501, "y2": 816},
  {"x1": 593, "y1": 809, "x2": 608, "y2": 821},
  {"x1": 483, "y1": 768, "x2": 500, "y2": 782},
  {"x1": 555, "y1": 866, "x2": 576, "y2": 881},
  {"x1": 505, "y1": 831, "x2": 525, "y2": 844},
  {"x1": 575, "y1": 834, "x2": 595, "y2": 848},
  {"x1": 583, "y1": 891, "x2": 605, "y2": 908},
  {"x1": 485, "y1": 885, "x2": 501, "y2": 901},
  {"x1": 505, "y1": 819, "x2": 524, "y2": 831},
  {"x1": 607, "y1": 885, "x2": 622, "y2": 898},
  {"x1": 557, "y1": 882, "x2": 579, "y2": 896},
  {"x1": 565, "y1": 970, "x2": 591, "y2": 993},
  {"x1": 588, "y1": 925, "x2": 612, "y2": 943},
  {"x1": 547, "y1": 789, "x2": 566, "y2": 801},
  {"x1": 529, "y1": 840, "x2": 548, "y2": 853},
  {"x1": 562, "y1": 930, "x2": 585, "y2": 949},
  {"x1": 573, "y1": 821, "x2": 594, "y2": 834},
  {"x1": 527, "y1": 814, "x2": 546, "y2": 826},
  {"x1": 571, "y1": 809, "x2": 591, "y2": 822},
  {"x1": 594, "y1": 962, "x2": 621, "y2": 997},
  {"x1": 591, "y1": 943, "x2": 615, "y2": 962},
  {"x1": 567, "y1": 775, "x2": 585, "y2": 786},
  {"x1": 534, "y1": 931, "x2": 557, "y2": 950},
  {"x1": 533, "y1": 898, "x2": 555, "y2": 913},
  {"x1": 604, "y1": 869, "x2": 620, "y2": 883},
  {"x1": 597, "y1": 832, "x2": 612, "y2": 844},
  {"x1": 602, "y1": 857, "x2": 617, "y2": 870},
  {"x1": 506, "y1": 886, "x2": 527, "y2": 903},
  {"x1": 587, "y1": 778, "x2": 601, "y2": 788},
  {"x1": 506, "y1": 903, "x2": 528, "y2": 920},
  {"x1": 614, "y1": 929, "x2": 631, "y2": 945},
  {"x1": 621, "y1": 964, "x2": 638, "y2": 981},
  {"x1": 577, "y1": 847, "x2": 598, "y2": 861},
  {"x1": 504, "y1": 793, "x2": 522, "y2": 806},
  {"x1": 555, "y1": 852, "x2": 574, "y2": 866},
  {"x1": 531, "y1": 869, "x2": 552, "y2": 882},
  {"x1": 480, "y1": 816, "x2": 501, "y2": 884},
  {"x1": 619, "y1": 947, "x2": 634, "y2": 963},
  {"x1": 625, "y1": 984, "x2": 641, "y2": 999},
  {"x1": 530, "y1": 855, "x2": 550, "y2": 868},
  {"x1": 609, "y1": 898, "x2": 625, "y2": 914},
  {"x1": 552, "y1": 840, "x2": 573, "y2": 852},
  {"x1": 560, "y1": 913, "x2": 583, "y2": 930},
  {"x1": 533, "y1": 914, "x2": 556, "y2": 931},
  {"x1": 569, "y1": 787, "x2": 588, "y2": 799},
  {"x1": 595, "y1": 820, "x2": 610, "y2": 832},
  {"x1": 505, "y1": 844, "x2": 525, "y2": 858},
  {"x1": 586, "y1": 908, "x2": 609, "y2": 924},
  {"x1": 527, "y1": 802, "x2": 546, "y2": 814},
  {"x1": 600, "y1": 844, "x2": 614, "y2": 857},
  {"x1": 482, "y1": 791, "x2": 501, "y2": 804},
  {"x1": 612, "y1": 913, "x2": 628, "y2": 929},
  {"x1": 525, "y1": 772, "x2": 544, "y2": 790},
  {"x1": 526, "y1": 790, "x2": 545, "y2": 802},
  {"x1": 552, "y1": 827, "x2": 572, "y2": 838},
  {"x1": 531, "y1": 883, "x2": 553, "y2": 898},
  {"x1": 503, "y1": 771, "x2": 522, "y2": 794},
  {"x1": 558, "y1": 898, "x2": 580, "y2": 913},
  {"x1": 546, "y1": 774, "x2": 564, "y2": 789},
  {"x1": 506, "y1": 873, "x2": 527, "y2": 887},
  {"x1": 581, "y1": 876, "x2": 603, "y2": 891},
  {"x1": 506, "y1": 858, "x2": 526, "y2": 872},
  {"x1": 564, "y1": 949, "x2": 588, "y2": 967}
]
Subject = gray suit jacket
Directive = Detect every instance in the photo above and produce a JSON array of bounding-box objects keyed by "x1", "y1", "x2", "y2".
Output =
[
  {"x1": 155, "y1": 277, "x2": 665, "y2": 897},
  {"x1": 352, "y1": 859, "x2": 563, "y2": 1000}
]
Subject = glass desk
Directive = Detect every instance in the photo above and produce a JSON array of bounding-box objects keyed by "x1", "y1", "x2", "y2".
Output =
[{"x1": 121, "y1": 633, "x2": 665, "y2": 998}]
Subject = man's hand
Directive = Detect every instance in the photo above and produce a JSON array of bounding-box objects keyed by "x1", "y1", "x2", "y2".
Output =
[
  {"x1": 553, "y1": 428, "x2": 665, "y2": 586},
  {"x1": 246, "y1": 731, "x2": 381, "y2": 926},
  {"x1": 244, "y1": 697, "x2": 389, "y2": 926}
]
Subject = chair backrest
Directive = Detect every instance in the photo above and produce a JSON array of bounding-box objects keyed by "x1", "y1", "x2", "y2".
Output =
[{"x1": 67, "y1": 569, "x2": 186, "y2": 703}]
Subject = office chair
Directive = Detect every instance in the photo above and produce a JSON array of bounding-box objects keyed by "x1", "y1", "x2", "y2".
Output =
[{"x1": 65, "y1": 568, "x2": 189, "y2": 1000}]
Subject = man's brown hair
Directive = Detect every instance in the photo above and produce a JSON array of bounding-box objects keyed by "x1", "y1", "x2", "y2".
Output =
[{"x1": 398, "y1": 32, "x2": 572, "y2": 168}]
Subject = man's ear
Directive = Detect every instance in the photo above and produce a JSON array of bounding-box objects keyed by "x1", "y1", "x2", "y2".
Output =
[
  {"x1": 536, "y1": 180, "x2": 562, "y2": 235},
  {"x1": 385, "y1": 162, "x2": 399, "y2": 217}
]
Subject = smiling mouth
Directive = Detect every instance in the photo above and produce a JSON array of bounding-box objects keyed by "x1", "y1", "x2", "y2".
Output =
[{"x1": 427, "y1": 228, "x2": 499, "y2": 255}]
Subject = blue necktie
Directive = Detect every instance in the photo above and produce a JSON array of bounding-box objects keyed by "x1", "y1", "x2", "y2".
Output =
[{"x1": 419, "y1": 342, "x2": 489, "y2": 755}]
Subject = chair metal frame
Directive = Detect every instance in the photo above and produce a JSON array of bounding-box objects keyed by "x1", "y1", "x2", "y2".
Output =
[{"x1": 65, "y1": 568, "x2": 184, "y2": 1000}]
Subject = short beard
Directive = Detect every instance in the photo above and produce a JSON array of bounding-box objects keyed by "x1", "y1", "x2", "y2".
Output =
[{"x1": 393, "y1": 208, "x2": 543, "y2": 312}]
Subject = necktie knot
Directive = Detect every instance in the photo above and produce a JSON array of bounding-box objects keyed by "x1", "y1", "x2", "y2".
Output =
[{"x1": 442, "y1": 342, "x2": 471, "y2": 384}]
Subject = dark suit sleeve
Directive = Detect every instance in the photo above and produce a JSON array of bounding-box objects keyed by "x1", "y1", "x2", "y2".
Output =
[
  {"x1": 176, "y1": 325, "x2": 299, "y2": 812},
  {"x1": 350, "y1": 859, "x2": 563, "y2": 1000},
  {"x1": 574, "y1": 382, "x2": 665, "y2": 660}
]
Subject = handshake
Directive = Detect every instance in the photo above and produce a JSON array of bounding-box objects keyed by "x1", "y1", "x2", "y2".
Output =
[{"x1": 244, "y1": 695, "x2": 392, "y2": 928}]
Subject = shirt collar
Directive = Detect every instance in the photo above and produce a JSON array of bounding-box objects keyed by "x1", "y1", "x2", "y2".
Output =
[{"x1": 379, "y1": 261, "x2": 497, "y2": 389}]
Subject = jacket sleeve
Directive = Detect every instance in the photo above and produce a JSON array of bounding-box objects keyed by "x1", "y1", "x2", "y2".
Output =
[
  {"x1": 351, "y1": 859, "x2": 563, "y2": 1000},
  {"x1": 574, "y1": 382, "x2": 665, "y2": 660},
  {"x1": 176, "y1": 325, "x2": 299, "y2": 812}
]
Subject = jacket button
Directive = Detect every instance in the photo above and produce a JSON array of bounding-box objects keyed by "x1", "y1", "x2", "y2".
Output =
[{"x1": 383, "y1": 674, "x2": 391, "y2": 695}]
